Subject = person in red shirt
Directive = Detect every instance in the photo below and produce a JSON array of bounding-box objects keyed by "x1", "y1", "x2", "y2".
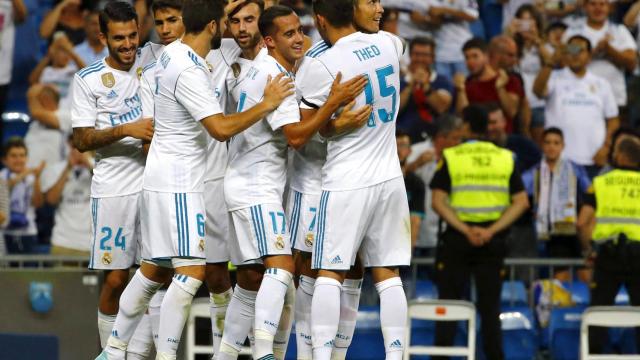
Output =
[{"x1": 454, "y1": 37, "x2": 524, "y2": 133}]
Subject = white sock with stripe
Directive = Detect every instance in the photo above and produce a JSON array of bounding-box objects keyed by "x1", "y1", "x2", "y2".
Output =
[
  {"x1": 253, "y1": 268, "x2": 293, "y2": 359},
  {"x1": 311, "y1": 277, "x2": 341, "y2": 360},
  {"x1": 332, "y1": 278, "x2": 363, "y2": 360},
  {"x1": 273, "y1": 278, "x2": 295, "y2": 360},
  {"x1": 156, "y1": 274, "x2": 202, "y2": 359},
  {"x1": 217, "y1": 285, "x2": 257, "y2": 360},
  {"x1": 210, "y1": 288, "x2": 233, "y2": 357},
  {"x1": 105, "y1": 269, "x2": 162, "y2": 358},
  {"x1": 376, "y1": 277, "x2": 407, "y2": 360},
  {"x1": 295, "y1": 275, "x2": 315, "y2": 360}
]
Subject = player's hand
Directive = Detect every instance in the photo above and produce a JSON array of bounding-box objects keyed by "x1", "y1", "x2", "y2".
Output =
[
  {"x1": 123, "y1": 118, "x2": 154, "y2": 141},
  {"x1": 327, "y1": 72, "x2": 368, "y2": 107},
  {"x1": 495, "y1": 69, "x2": 509, "y2": 89},
  {"x1": 225, "y1": 0, "x2": 247, "y2": 16},
  {"x1": 262, "y1": 73, "x2": 295, "y2": 111},
  {"x1": 333, "y1": 100, "x2": 371, "y2": 134}
]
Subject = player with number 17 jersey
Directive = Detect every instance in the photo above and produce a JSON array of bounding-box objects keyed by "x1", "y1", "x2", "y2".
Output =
[{"x1": 305, "y1": 31, "x2": 411, "y2": 270}]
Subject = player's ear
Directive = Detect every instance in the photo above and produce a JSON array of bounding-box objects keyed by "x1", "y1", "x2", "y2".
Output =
[
  {"x1": 98, "y1": 31, "x2": 108, "y2": 47},
  {"x1": 208, "y1": 19, "x2": 218, "y2": 36}
]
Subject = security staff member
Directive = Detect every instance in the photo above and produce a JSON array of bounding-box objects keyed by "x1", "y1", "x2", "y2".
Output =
[
  {"x1": 578, "y1": 136, "x2": 640, "y2": 354},
  {"x1": 430, "y1": 104, "x2": 530, "y2": 360}
]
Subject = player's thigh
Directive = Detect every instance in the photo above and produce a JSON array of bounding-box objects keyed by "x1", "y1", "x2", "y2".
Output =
[
  {"x1": 311, "y1": 189, "x2": 372, "y2": 271},
  {"x1": 286, "y1": 189, "x2": 321, "y2": 254},
  {"x1": 204, "y1": 180, "x2": 230, "y2": 263},
  {"x1": 227, "y1": 203, "x2": 292, "y2": 265},
  {"x1": 141, "y1": 190, "x2": 206, "y2": 261},
  {"x1": 361, "y1": 177, "x2": 411, "y2": 268},
  {"x1": 89, "y1": 194, "x2": 141, "y2": 270}
]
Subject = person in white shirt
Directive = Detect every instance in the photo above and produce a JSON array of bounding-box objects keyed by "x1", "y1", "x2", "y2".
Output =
[
  {"x1": 70, "y1": 1, "x2": 154, "y2": 355},
  {"x1": 428, "y1": 0, "x2": 478, "y2": 80},
  {"x1": 381, "y1": 0, "x2": 432, "y2": 41},
  {"x1": 41, "y1": 137, "x2": 93, "y2": 255},
  {"x1": 98, "y1": 0, "x2": 295, "y2": 358},
  {"x1": 562, "y1": 0, "x2": 637, "y2": 108},
  {"x1": 534, "y1": 34, "x2": 620, "y2": 178},
  {"x1": 0, "y1": 0, "x2": 27, "y2": 120},
  {"x1": 307, "y1": 0, "x2": 411, "y2": 359}
]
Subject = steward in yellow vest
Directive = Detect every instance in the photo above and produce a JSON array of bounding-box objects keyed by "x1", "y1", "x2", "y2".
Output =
[
  {"x1": 429, "y1": 105, "x2": 530, "y2": 360},
  {"x1": 578, "y1": 135, "x2": 640, "y2": 354}
]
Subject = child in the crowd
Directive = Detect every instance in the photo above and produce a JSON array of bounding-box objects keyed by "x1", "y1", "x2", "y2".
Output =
[{"x1": 1, "y1": 137, "x2": 45, "y2": 254}]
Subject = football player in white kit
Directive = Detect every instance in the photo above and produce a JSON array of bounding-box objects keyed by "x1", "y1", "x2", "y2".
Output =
[
  {"x1": 289, "y1": 1, "x2": 384, "y2": 357},
  {"x1": 306, "y1": 0, "x2": 411, "y2": 359},
  {"x1": 97, "y1": 0, "x2": 295, "y2": 358},
  {"x1": 222, "y1": 5, "x2": 367, "y2": 359},
  {"x1": 70, "y1": 2, "x2": 155, "y2": 357}
]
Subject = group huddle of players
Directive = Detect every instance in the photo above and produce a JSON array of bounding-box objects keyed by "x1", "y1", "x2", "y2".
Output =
[{"x1": 73, "y1": 0, "x2": 411, "y2": 359}]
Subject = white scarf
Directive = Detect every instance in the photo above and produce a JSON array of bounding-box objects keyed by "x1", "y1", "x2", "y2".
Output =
[{"x1": 535, "y1": 158, "x2": 578, "y2": 240}]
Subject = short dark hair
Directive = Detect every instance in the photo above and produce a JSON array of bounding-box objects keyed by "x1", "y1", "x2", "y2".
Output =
[
  {"x1": 462, "y1": 104, "x2": 489, "y2": 135},
  {"x1": 258, "y1": 5, "x2": 294, "y2": 38},
  {"x1": 182, "y1": 0, "x2": 225, "y2": 34},
  {"x1": 229, "y1": 0, "x2": 265, "y2": 19},
  {"x1": 3, "y1": 136, "x2": 27, "y2": 157},
  {"x1": 435, "y1": 114, "x2": 463, "y2": 137},
  {"x1": 543, "y1": 127, "x2": 564, "y2": 140},
  {"x1": 567, "y1": 34, "x2": 592, "y2": 53},
  {"x1": 409, "y1": 36, "x2": 435, "y2": 54},
  {"x1": 395, "y1": 129, "x2": 411, "y2": 140},
  {"x1": 312, "y1": 0, "x2": 353, "y2": 28},
  {"x1": 546, "y1": 21, "x2": 567, "y2": 34},
  {"x1": 462, "y1": 37, "x2": 488, "y2": 53},
  {"x1": 481, "y1": 102, "x2": 501, "y2": 114},
  {"x1": 617, "y1": 137, "x2": 640, "y2": 167},
  {"x1": 151, "y1": 0, "x2": 183, "y2": 15},
  {"x1": 99, "y1": 1, "x2": 138, "y2": 35}
]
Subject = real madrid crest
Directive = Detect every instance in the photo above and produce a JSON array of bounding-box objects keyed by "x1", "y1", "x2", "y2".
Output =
[
  {"x1": 136, "y1": 67, "x2": 143, "y2": 79},
  {"x1": 102, "y1": 252, "x2": 112, "y2": 265},
  {"x1": 231, "y1": 62, "x2": 241, "y2": 78},
  {"x1": 305, "y1": 233, "x2": 314, "y2": 248},
  {"x1": 102, "y1": 72, "x2": 116, "y2": 88},
  {"x1": 275, "y1": 235, "x2": 285, "y2": 250},
  {"x1": 199, "y1": 239, "x2": 205, "y2": 252}
]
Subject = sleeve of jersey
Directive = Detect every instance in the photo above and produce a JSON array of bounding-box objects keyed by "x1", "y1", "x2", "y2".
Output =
[
  {"x1": 380, "y1": 31, "x2": 406, "y2": 59},
  {"x1": 175, "y1": 66, "x2": 222, "y2": 122},
  {"x1": 140, "y1": 70, "x2": 155, "y2": 119},
  {"x1": 70, "y1": 74, "x2": 98, "y2": 128},
  {"x1": 267, "y1": 90, "x2": 300, "y2": 131},
  {"x1": 296, "y1": 57, "x2": 333, "y2": 110}
]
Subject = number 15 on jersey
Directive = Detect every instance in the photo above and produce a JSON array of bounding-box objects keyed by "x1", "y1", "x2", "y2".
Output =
[{"x1": 363, "y1": 64, "x2": 397, "y2": 128}]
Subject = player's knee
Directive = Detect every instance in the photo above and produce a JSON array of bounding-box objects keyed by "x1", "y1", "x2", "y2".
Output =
[
  {"x1": 237, "y1": 266, "x2": 264, "y2": 290},
  {"x1": 104, "y1": 270, "x2": 129, "y2": 293},
  {"x1": 205, "y1": 264, "x2": 231, "y2": 293}
]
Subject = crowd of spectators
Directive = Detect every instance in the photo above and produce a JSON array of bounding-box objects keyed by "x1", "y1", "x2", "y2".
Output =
[{"x1": 2, "y1": 0, "x2": 640, "y2": 277}]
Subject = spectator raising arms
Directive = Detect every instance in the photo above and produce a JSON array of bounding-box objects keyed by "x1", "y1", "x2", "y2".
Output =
[
  {"x1": 40, "y1": 0, "x2": 86, "y2": 44},
  {"x1": 29, "y1": 34, "x2": 85, "y2": 98}
]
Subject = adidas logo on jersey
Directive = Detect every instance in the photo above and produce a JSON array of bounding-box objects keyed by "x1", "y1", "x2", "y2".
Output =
[
  {"x1": 330, "y1": 255, "x2": 343, "y2": 264},
  {"x1": 106, "y1": 90, "x2": 118, "y2": 99},
  {"x1": 389, "y1": 339, "x2": 402, "y2": 348}
]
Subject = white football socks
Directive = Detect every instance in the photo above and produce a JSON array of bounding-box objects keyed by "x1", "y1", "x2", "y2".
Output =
[
  {"x1": 311, "y1": 277, "x2": 342, "y2": 360},
  {"x1": 148, "y1": 288, "x2": 166, "y2": 349},
  {"x1": 97, "y1": 311, "x2": 116, "y2": 348},
  {"x1": 273, "y1": 278, "x2": 295, "y2": 360},
  {"x1": 155, "y1": 274, "x2": 202, "y2": 359},
  {"x1": 127, "y1": 313, "x2": 153, "y2": 359},
  {"x1": 210, "y1": 288, "x2": 233, "y2": 356},
  {"x1": 332, "y1": 278, "x2": 362, "y2": 360},
  {"x1": 217, "y1": 285, "x2": 257, "y2": 360},
  {"x1": 376, "y1": 277, "x2": 407, "y2": 360},
  {"x1": 253, "y1": 268, "x2": 293, "y2": 360},
  {"x1": 294, "y1": 275, "x2": 315, "y2": 360}
]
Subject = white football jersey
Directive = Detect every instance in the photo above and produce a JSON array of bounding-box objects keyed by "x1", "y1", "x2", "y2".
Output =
[
  {"x1": 289, "y1": 41, "x2": 332, "y2": 195},
  {"x1": 71, "y1": 58, "x2": 145, "y2": 198},
  {"x1": 203, "y1": 39, "x2": 242, "y2": 182},
  {"x1": 143, "y1": 40, "x2": 223, "y2": 193},
  {"x1": 302, "y1": 32, "x2": 404, "y2": 191},
  {"x1": 133, "y1": 41, "x2": 165, "y2": 78},
  {"x1": 224, "y1": 51, "x2": 300, "y2": 211}
]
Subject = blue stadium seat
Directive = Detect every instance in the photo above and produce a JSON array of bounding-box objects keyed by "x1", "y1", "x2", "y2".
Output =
[
  {"x1": 0, "y1": 333, "x2": 58, "y2": 360},
  {"x1": 501, "y1": 307, "x2": 538, "y2": 360},
  {"x1": 414, "y1": 280, "x2": 438, "y2": 301},
  {"x1": 563, "y1": 281, "x2": 590, "y2": 306},
  {"x1": 501, "y1": 281, "x2": 528, "y2": 307},
  {"x1": 616, "y1": 286, "x2": 630, "y2": 305},
  {"x1": 548, "y1": 306, "x2": 585, "y2": 360}
]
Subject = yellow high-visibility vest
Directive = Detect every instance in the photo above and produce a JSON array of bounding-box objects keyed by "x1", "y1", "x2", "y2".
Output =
[
  {"x1": 443, "y1": 141, "x2": 514, "y2": 223},
  {"x1": 592, "y1": 169, "x2": 640, "y2": 243}
]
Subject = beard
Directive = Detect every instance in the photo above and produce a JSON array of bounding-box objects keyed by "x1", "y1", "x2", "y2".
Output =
[
  {"x1": 210, "y1": 22, "x2": 222, "y2": 50},
  {"x1": 107, "y1": 42, "x2": 136, "y2": 67}
]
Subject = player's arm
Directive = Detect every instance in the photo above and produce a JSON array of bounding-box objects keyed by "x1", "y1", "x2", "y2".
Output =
[
  {"x1": 318, "y1": 101, "x2": 371, "y2": 137},
  {"x1": 73, "y1": 120, "x2": 153, "y2": 152},
  {"x1": 201, "y1": 73, "x2": 295, "y2": 141},
  {"x1": 27, "y1": 84, "x2": 61, "y2": 129},
  {"x1": 283, "y1": 73, "x2": 367, "y2": 149}
]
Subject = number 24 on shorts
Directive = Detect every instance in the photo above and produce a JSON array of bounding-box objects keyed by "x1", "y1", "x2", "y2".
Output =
[{"x1": 99, "y1": 227, "x2": 126, "y2": 251}]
